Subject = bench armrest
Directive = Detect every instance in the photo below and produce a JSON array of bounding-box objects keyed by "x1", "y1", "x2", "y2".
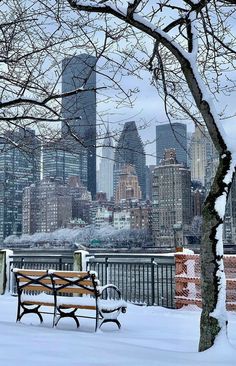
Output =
[{"x1": 99, "y1": 284, "x2": 121, "y2": 299}]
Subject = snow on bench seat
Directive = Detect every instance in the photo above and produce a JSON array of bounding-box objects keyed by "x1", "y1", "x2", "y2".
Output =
[
  {"x1": 21, "y1": 293, "x2": 127, "y2": 311},
  {"x1": 13, "y1": 268, "x2": 127, "y2": 330}
]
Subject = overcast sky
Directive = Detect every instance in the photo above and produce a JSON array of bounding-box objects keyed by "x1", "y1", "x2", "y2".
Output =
[{"x1": 97, "y1": 71, "x2": 236, "y2": 165}]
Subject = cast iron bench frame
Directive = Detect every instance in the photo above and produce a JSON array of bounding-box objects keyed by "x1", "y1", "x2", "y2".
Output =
[{"x1": 13, "y1": 268, "x2": 126, "y2": 331}]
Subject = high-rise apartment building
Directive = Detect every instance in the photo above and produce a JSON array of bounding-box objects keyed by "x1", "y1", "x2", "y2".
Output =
[
  {"x1": 156, "y1": 123, "x2": 187, "y2": 166},
  {"x1": 145, "y1": 165, "x2": 156, "y2": 201},
  {"x1": 61, "y1": 54, "x2": 97, "y2": 198},
  {"x1": 67, "y1": 176, "x2": 92, "y2": 224},
  {"x1": 152, "y1": 149, "x2": 192, "y2": 248},
  {"x1": 23, "y1": 176, "x2": 92, "y2": 234},
  {"x1": 97, "y1": 129, "x2": 114, "y2": 200},
  {"x1": 190, "y1": 126, "x2": 216, "y2": 186},
  {"x1": 130, "y1": 206, "x2": 151, "y2": 231},
  {"x1": 0, "y1": 129, "x2": 40, "y2": 240},
  {"x1": 23, "y1": 179, "x2": 72, "y2": 234},
  {"x1": 113, "y1": 121, "x2": 146, "y2": 199}
]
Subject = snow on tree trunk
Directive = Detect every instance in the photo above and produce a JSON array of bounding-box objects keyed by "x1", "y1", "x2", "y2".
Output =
[{"x1": 199, "y1": 153, "x2": 231, "y2": 350}]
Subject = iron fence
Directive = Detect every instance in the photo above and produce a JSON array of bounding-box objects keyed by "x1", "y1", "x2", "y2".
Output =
[{"x1": 86, "y1": 255, "x2": 175, "y2": 308}]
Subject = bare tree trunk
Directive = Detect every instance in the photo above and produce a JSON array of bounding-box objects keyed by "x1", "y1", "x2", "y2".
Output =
[{"x1": 199, "y1": 152, "x2": 232, "y2": 351}]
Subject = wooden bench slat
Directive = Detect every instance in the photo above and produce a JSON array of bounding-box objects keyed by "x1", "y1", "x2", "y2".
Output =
[
  {"x1": 59, "y1": 304, "x2": 96, "y2": 310},
  {"x1": 21, "y1": 285, "x2": 94, "y2": 295},
  {"x1": 51, "y1": 271, "x2": 92, "y2": 278},
  {"x1": 56, "y1": 288, "x2": 94, "y2": 295},
  {"x1": 52, "y1": 279, "x2": 94, "y2": 287},
  {"x1": 21, "y1": 285, "x2": 53, "y2": 292},
  {"x1": 16, "y1": 270, "x2": 93, "y2": 278},
  {"x1": 19, "y1": 278, "x2": 50, "y2": 284},
  {"x1": 19, "y1": 278, "x2": 94, "y2": 286},
  {"x1": 23, "y1": 300, "x2": 54, "y2": 307},
  {"x1": 15, "y1": 270, "x2": 48, "y2": 276}
]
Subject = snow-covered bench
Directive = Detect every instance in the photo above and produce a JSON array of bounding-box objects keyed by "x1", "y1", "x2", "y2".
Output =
[{"x1": 13, "y1": 268, "x2": 127, "y2": 331}]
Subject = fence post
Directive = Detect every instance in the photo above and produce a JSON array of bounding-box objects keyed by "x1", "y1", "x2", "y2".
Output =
[
  {"x1": 151, "y1": 257, "x2": 155, "y2": 306},
  {"x1": 0, "y1": 251, "x2": 7, "y2": 294},
  {"x1": 73, "y1": 250, "x2": 89, "y2": 271},
  {"x1": 105, "y1": 257, "x2": 109, "y2": 284},
  {"x1": 59, "y1": 257, "x2": 62, "y2": 270}
]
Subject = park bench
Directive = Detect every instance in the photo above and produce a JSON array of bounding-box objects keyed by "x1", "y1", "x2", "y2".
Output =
[{"x1": 13, "y1": 268, "x2": 127, "y2": 331}]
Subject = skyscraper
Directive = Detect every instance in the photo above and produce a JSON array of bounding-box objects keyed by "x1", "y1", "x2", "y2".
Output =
[
  {"x1": 189, "y1": 126, "x2": 216, "y2": 185},
  {"x1": 23, "y1": 179, "x2": 72, "y2": 234},
  {"x1": 156, "y1": 123, "x2": 187, "y2": 166},
  {"x1": 0, "y1": 129, "x2": 40, "y2": 240},
  {"x1": 61, "y1": 54, "x2": 97, "y2": 198},
  {"x1": 97, "y1": 129, "x2": 114, "y2": 200},
  {"x1": 152, "y1": 149, "x2": 192, "y2": 248},
  {"x1": 23, "y1": 176, "x2": 92, "y2": 234},
  {"x1": 42, "y1": 139, "x2": 87, "y2": 187},
  {"x1": 113, "y1": 121, "x2": 146, "y2": 199},
  {"x1": 145, "y1": 165, "x2": 156, "y2": 201}
]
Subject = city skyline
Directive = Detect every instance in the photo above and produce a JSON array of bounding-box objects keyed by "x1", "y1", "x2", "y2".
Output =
[
  {"x1": 0, "y1": 53, "x2": 233, "y2": 245},
  {"x1": 0, "y1": 120, "x2": 234, "y2": 247}
]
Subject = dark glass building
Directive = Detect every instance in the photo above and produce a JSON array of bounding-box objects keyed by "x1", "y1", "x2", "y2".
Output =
[
  {"x1": 0, "y1": 129, "x2": 40, "y2": 240},
  {"x1": 42, "y1": 139, "x2": 87, "y2": 187},
  {"x1": 61, "y1": 54, "x2": 97, "y2": 198},
  {"x1": 113, "y1": 121, "x2": 146, "y2": 199},
  {"x1": 156, "y1": 123, "x2": 187, "y2": 166}
]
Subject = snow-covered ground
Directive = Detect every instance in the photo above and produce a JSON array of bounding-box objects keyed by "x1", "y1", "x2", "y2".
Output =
[{"x1": 0, "y1": 295, "x2": 236, "y2": 365}]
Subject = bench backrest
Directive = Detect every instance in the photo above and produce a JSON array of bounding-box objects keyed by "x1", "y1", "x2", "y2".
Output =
[
  {"x1": 49, "y1": 270, "x2": 99, "y2": 297},
  {"x1": 13, "y1": 269, "x2": 99, "y2": 298},
  {"x1": 13, "y1": 269, "x2": 53, "y2": 294}
]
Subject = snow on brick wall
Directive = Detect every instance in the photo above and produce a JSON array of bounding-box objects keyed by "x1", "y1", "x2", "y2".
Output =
[{"x1": 175, "y1": 254, "x2": 236, "y2": 310}]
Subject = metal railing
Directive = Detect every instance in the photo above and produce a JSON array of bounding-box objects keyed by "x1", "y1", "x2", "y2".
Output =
[
  {"x1": 8, "y1": 253, "x2": 175, "y2": 308},
  {"x1": 86, "y1": 254, "x2": 175, "y2": 308}
]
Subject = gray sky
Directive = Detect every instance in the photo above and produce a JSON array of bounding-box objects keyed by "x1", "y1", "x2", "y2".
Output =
[{"x1": 97, "y1": 67, "x2": 236, "y2": 166}]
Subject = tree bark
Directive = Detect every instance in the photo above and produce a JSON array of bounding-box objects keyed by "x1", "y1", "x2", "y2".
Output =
[{"x1": 199, "y1": 152, "x2": 231, "y2": 351}]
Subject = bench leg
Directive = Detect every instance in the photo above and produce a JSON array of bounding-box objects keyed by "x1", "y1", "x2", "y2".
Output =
[
  {"x1": 95, "y1": 307, "x2": 99, "y2": 332},
  {"x1": 99, "y1": 318, "x2": 121, "y2": 329},
  {"x1": 98, "y1": 308, "x2": 122, "y2": 330},
  {"x1": 54, "y1": 307, "x2": 80, "y2": 328},
  {"x1": 17, "y1": 304, "x2": 43, "y2": 324}
]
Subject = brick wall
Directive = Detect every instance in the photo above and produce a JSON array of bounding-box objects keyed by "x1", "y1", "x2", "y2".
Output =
[{"x1": 175, "y1": 254, "x2": 236, "y2": 310}]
